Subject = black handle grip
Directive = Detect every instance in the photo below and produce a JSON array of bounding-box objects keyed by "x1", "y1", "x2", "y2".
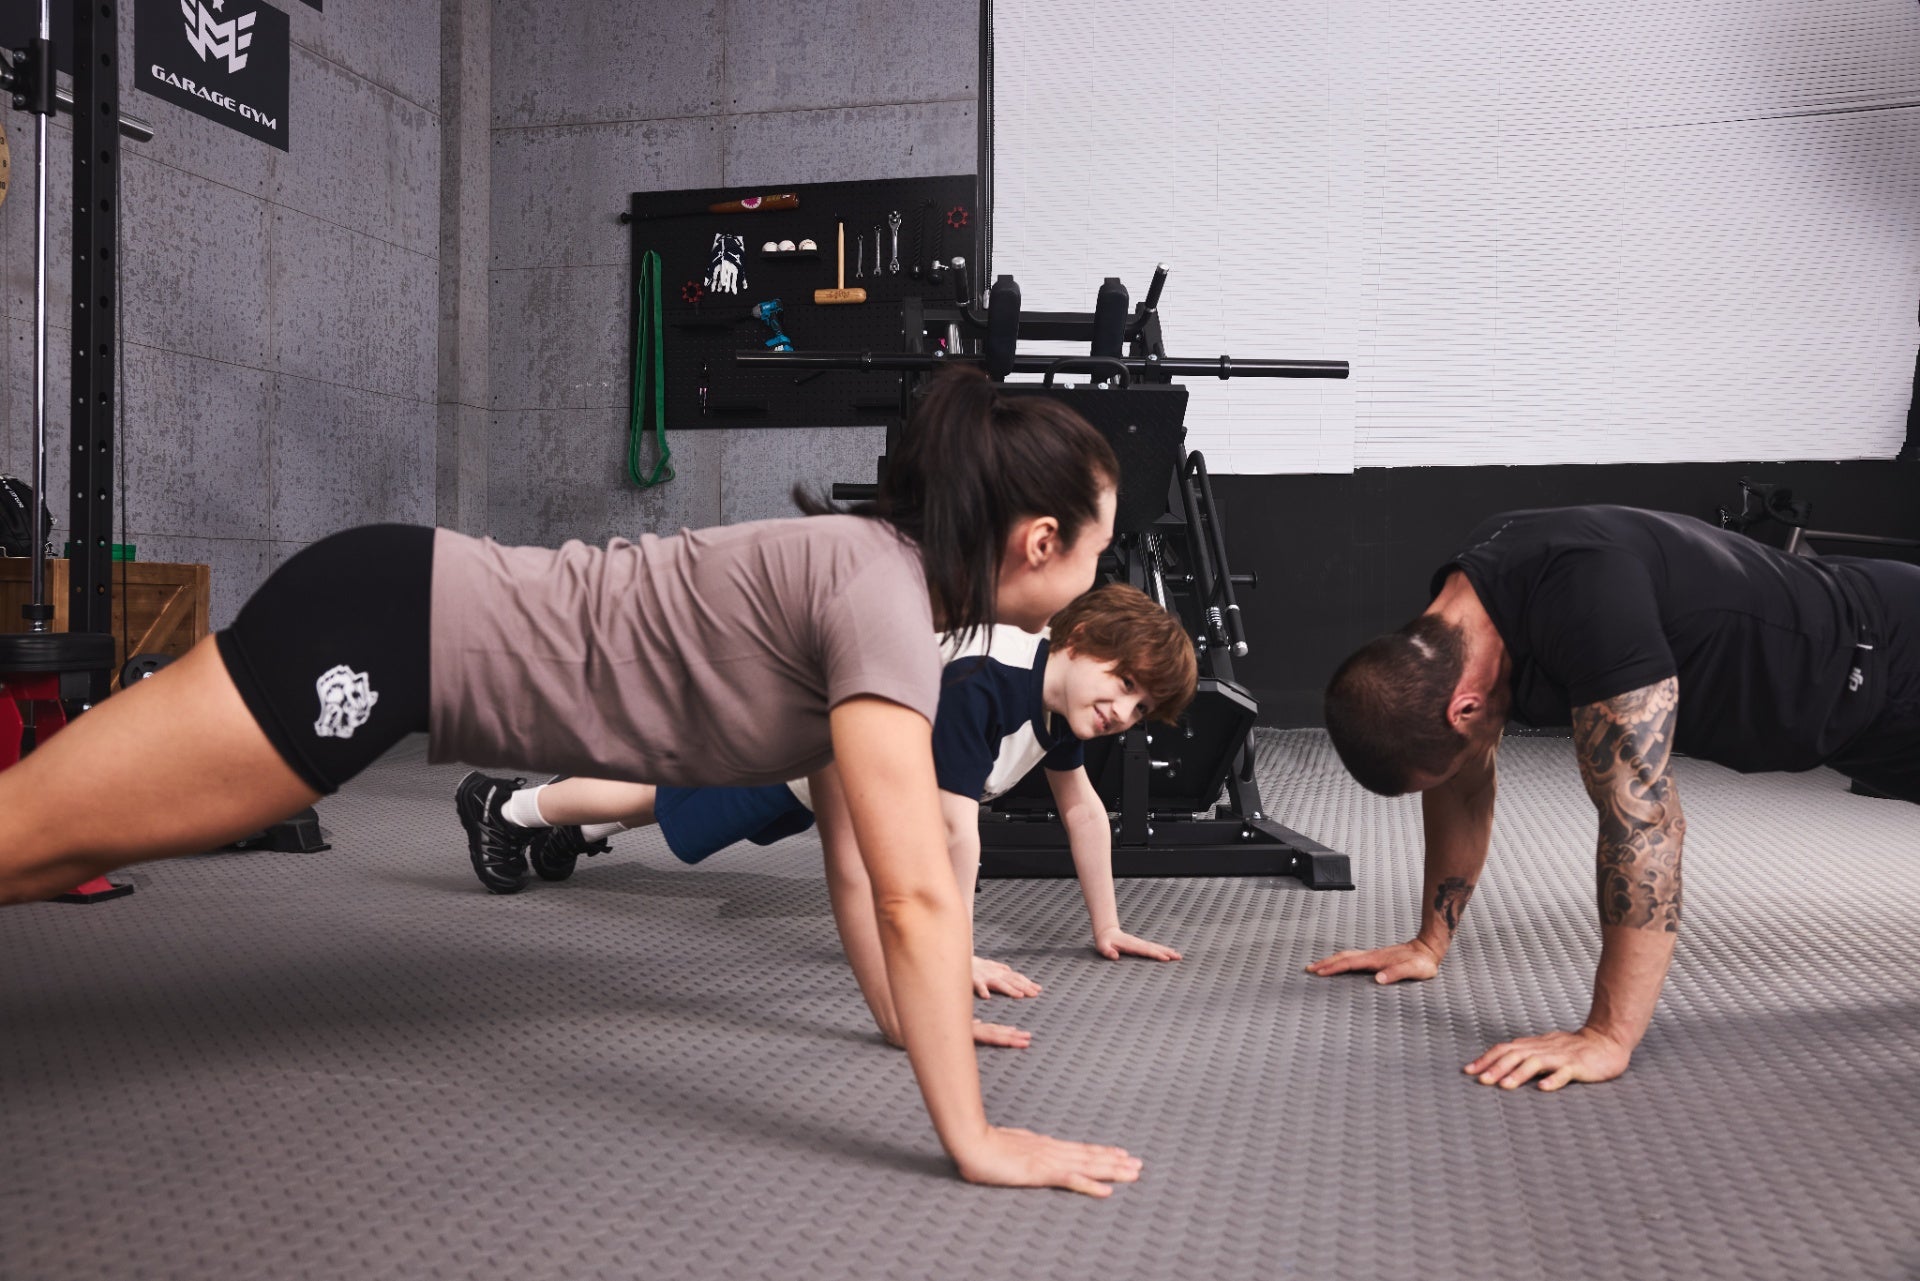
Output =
[
  {"x1": 1091, "y1": 277, "x2": 1128, "y2": 359},
  {"x1": 986, "y1": 275, "x2": 1021, "y2": 380},
  {"x1": 1141, "y1": 263, "x2": 1169, "y2": 313}
]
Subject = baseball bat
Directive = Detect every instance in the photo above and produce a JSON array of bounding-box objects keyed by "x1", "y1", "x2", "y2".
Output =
[{"x1": 708, "y1": 193, "x2": 800, "y2": 214}]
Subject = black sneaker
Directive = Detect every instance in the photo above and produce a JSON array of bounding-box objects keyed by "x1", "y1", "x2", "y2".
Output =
[
  {"x1": 529, "y1": 823, "x2": 612, "y2": 883},
  {"x1": 456, "y1": 771, "x2": 534, "y2": 895}
]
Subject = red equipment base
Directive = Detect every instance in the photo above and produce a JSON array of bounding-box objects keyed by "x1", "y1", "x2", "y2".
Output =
[
  {"x1": 0, "y1": 670, "x2": 134, "y2": 903},
  {"x1": 53, "y1": 875, "x2": 136, "y2": 904}
]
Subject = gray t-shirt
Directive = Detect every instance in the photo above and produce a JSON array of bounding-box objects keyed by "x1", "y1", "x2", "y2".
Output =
[{"x1": 428, "y1": 514, "x2": 940, "y2": 787}]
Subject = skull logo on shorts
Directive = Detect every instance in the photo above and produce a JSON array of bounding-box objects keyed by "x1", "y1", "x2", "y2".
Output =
[{"x1": 313, "y1": 664, "x2": 379, "y2": 739}]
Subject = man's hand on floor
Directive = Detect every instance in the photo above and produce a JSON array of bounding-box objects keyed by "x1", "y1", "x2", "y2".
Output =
[
  {"x1": 1305, "y1": 937, "x2": 1443, "y2": 984},
  {"x1": 1466, "y1": 1026, "x2": 1631, "y2": 1091}
]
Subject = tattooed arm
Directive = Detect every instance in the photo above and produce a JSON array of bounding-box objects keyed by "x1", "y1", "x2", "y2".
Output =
[
  {"x1": 1466, "y1": 677, "x2": 1686, "y2": 1091},
  {"x1": 1306, "y1": 737, "x2": 1499, "y2": 984}
]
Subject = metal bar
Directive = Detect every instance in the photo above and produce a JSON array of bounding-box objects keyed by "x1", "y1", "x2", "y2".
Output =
[
  {"x1": 1007, "y1": 316, "x2": 1097, "y2": 343},
  {"x1": 68, "y1": 0, "x2": 119, "y2": 697},
  {"x1": 978, "y1": 817, "x2": 1354, "y2": 888},
  {"x1": 1118, "y1": 728, "x2": 1150, "y2": 845},
  {"x1": 1144, "y1": 532, "x2": 1171, "y2": 612},
  {"x1": 0, "y1": 53, "x2": 157, "y2": 140},
  {"x1": 27, "y1": 1, "x2": 52, "y2": 631},
  {"x1": 1175, "y1": 452, "x2": 1226, "y2": 649},
  {"x1": 1798, "y1": 530, "x2": 1920, "y2": 549},
  {"x1": 976, "y1": 0, "x2": 992, "y2": 283},
  {"x1": 1189, "y1": 452, "x2": 1248, "y2": 658},
  {"x1": 53, "y1": 78, "x2": 154, "y2": 141},
  {"x1": 734, "y1": 351, "x2": 1349, "y2": 379}
]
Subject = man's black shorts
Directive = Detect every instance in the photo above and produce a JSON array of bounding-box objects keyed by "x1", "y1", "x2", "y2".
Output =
[{"x1": 1829, "y1": 557, "x2": 1920, "y2": 803}]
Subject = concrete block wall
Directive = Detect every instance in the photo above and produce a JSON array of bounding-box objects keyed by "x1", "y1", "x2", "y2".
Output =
[
  {"x1": 484, "y1": 0, "x2": 978, "y2": 547},
  {"x1": 0, "y1": 1, "x2": 978, "y2": 632},
  {"x1": 0, "y1": 0, "x2": 442, "y2": 628}
]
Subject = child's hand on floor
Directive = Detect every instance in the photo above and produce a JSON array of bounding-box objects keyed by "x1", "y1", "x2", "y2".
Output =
[
  {"x1": 971, "y1": 1018, "x2": 1033, "y2": 1049},
  {"x1": 1094, "y1": 928, "x2": 1182, "y2": 962}
]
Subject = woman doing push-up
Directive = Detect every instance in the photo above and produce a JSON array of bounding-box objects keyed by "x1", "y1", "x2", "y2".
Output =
[{"x1": 0, "y1": 366, "x2": 1140, "y2": 1197}]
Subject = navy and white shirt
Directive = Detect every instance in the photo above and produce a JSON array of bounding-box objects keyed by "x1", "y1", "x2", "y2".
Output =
[
  {"x1": 933, "y1": 625, "x2": 1086, "y2": 801},
  {"x1": 786, "y1": 625, "x2": 1084, "y2": 809}
]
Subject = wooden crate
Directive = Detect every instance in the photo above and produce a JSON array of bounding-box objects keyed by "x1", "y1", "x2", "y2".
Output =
[{"x1": 0, "y1": 558, "x2": 211, "y2": 690}]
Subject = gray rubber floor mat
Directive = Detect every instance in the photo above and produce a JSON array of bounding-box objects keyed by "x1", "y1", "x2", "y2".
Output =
[{"x1": 3, "y1": 731, "x2": 1917, "y2": 1281}]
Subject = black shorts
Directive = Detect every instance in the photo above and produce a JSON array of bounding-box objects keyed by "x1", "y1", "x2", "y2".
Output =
[
  {"x1": 1829, "y1": 557, "x2": 1920, "y2": 803},
  {"x1": 216, "y1": 524, "x2": 434, "y2": 794}
]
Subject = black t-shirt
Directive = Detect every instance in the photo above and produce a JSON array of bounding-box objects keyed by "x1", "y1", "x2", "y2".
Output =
[{"x1": 1435, "y1": 505, "x2": 1888, "y2": 773}]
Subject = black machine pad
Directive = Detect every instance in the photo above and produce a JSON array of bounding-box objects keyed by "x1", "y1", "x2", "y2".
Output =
[
  {"x1": 998, "y1": 383, "x2": 1188, "y2": 535},
  {"x1": 996, "y1": 677, "x2": 1257, "y2": 814}
]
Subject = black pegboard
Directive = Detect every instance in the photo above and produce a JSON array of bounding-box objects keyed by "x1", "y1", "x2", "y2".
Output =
[{"x1": 628, "y1": 175, "x2": 978, "y2": 430}]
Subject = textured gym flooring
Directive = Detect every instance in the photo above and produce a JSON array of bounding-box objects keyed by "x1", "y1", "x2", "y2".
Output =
[{"x1": 4, "y1": 730, "x2": 1919, "y2": 1281}]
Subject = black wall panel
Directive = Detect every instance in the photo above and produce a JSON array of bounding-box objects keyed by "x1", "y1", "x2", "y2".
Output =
[{"x1": 1214, "y1": 461, "x2": 1920, "y2": 726}]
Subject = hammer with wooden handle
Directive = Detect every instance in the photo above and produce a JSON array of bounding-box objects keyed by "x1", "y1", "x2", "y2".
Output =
[{"x1": 813, "y1": 221, "x2": 867, "y2": 305}]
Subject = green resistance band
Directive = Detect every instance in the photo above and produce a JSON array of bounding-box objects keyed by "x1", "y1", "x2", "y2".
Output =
[{"x1": 628, "y1": 250, "x2": 675, "y2": 488}]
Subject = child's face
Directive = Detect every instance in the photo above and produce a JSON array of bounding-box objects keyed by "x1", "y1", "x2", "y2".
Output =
[{"x1": 1053, "y1": 646, "x2": 1149, "y2": 741}]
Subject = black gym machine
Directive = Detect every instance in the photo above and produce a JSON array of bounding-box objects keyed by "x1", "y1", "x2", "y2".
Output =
[
  {"x1": 0, "y1": 0, "x2": 139, "y2": 899},
  {"x1": 739, "y1": 259, "x2": 1356, "y2": 890},
  {"x1": 1720, "y1": 478, "x2": 1920, "y2": 560}
]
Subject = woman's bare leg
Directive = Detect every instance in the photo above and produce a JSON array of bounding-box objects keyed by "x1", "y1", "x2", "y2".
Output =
[
  {"x1": 0, "y1": 635, "x2": 319, "y2": 904},
  {"x1": 531, "y1": 778, "x2": 656, "y2": 828}
]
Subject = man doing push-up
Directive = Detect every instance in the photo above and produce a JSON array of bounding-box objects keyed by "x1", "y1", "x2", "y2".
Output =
[{"x1": 1312, "y1": 504, "x2": 1920, "y2": 1091}]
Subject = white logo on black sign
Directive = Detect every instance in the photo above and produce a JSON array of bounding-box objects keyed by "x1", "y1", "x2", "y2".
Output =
[
  {"x1": 181, "y1": 0, "x2": 256, "y2": 74},
  {"x1": 314, "y1": 664, "x2": 379, "y2": 739}
]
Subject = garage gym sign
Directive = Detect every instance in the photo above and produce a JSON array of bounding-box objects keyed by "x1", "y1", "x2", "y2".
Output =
[{"x1": 136, "y1": 0, "x2": 290, "y2": 149}]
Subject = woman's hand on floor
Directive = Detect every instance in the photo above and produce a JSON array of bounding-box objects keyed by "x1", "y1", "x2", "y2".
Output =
[
  {"x1": 953, "y1": 1126, "x2": 1143, "y2": 1198},
  {"x1": 885, "y1": 1019, "x2": 1031, "y2": 1050}
]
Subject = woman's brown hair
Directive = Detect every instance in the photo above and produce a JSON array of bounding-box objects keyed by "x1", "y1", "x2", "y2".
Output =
[{"x1": 797, "y1": 366, "x2": 1120, "y2": 644}]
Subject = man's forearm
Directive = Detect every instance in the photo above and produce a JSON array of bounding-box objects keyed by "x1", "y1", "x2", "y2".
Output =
[
  {"x1": 1581, "y1": 814, "x2": 1683, "y2": 1053},
  {"x1": 1574, "y1": 775, "x2": 1681, "y2": 1060},
  {"x1": 1415, "y1": 755, "x2": 1497, "y2": 956},
  {"x1": 1573, "y1": 677, "x2": 1687, "y2": 1055},
  {"x1": 1416, "y1": 860, "x2": 1483, "y2": 957},
  {"x1": 1586, "y1": 922, "x2": 1678, "y2": 1051}
]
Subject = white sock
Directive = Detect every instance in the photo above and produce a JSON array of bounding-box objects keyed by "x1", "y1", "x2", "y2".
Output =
[
  {"x1": 500, "y1": 785, "x2": 551, "y2": 829},
  {"x1": 580, "y1": 822, "x2": 627, "y2": 842}
]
